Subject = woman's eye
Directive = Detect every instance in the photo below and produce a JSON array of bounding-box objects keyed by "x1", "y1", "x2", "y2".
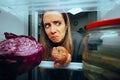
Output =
[
  {"x1": 54, "y1": 21, "x2": 61, "y2": 26},
  {"x1": 44, "y1": 23, "x2": 50, "y2": 28}
]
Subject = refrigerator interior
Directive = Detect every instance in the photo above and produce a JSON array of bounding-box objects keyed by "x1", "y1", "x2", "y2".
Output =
[{"x1": 0, "y1": 0, "x2": 120, "y2": 80}]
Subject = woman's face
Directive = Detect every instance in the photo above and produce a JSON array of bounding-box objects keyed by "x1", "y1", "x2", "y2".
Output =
[{"x1": 43, "y1": 11, "x2": 67, "y2": 43}]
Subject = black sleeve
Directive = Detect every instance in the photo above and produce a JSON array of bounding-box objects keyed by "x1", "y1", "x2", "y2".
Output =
[{"x1": 72, "y1": 31, "x2": 83, "y2": 62}]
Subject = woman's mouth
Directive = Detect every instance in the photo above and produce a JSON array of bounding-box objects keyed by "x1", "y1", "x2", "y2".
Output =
[{"x1": 51, "y1": 36, "x2": 58, "y2": 40}]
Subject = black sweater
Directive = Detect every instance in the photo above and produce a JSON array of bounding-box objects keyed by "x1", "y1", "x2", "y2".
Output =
[{"x1": 72, "y1": 31, "x2": 83, "y2": 62}]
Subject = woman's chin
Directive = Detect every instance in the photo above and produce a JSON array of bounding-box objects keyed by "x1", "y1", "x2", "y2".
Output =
[{"x1": 52, "y1": 40, "x2": 61, "y2": 43}]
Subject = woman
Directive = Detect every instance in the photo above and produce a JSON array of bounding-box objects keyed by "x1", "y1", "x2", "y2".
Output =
[{"x1": 39, "y1": 10, "x2": 85, "y2": 80}]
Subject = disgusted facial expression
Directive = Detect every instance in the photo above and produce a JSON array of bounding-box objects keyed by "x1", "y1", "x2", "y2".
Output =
[{"x1": 43, "y1": 11, "x2": 67, "y2": 43}]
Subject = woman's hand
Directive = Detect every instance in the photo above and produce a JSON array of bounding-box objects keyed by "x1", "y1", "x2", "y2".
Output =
[
  {"x1": 63, "y1": 53, "x2": 71, "y2": 66},
  {"x1": 51, "y1": 46, "x2": 71, "y2": 68}
]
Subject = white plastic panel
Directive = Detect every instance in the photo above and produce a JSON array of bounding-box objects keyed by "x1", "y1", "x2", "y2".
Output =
[{"x1": 39, "y1": 61, "x2": 83, "y2": 71}]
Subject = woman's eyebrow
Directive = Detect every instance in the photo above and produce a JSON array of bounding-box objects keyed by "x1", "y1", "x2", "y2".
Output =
[
  {"x1": 44, "y1": 23, "x2": 51, "y2": 27},
  {"x1": 53, "y1": 20, "x2": 61, "y2": 23},
  {"x1": 53, "y1": 21, "x2": 59, "y2": 23},
  {"x1": 44, "y1": 22, "x2": 51, "y2": 24}
]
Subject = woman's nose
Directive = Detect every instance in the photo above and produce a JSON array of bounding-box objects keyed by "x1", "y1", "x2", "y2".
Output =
[{"x1": 50, "y1": 25, "x2": 56, "y2": 34}]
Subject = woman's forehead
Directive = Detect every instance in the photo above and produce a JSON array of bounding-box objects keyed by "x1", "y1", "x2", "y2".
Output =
[{"x1": 43, "y1": 11, "x2": 64, "y2": 22}]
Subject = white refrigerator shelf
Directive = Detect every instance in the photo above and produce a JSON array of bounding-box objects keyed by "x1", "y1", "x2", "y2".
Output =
[{"x1": 38, "y1": 61, "x2": 83, "y2": 71}]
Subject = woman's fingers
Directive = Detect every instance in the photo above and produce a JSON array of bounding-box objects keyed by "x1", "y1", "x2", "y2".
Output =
[
  {"x1": 51, "y1": 47, "x2": 58, "y2": 59},
  {"x1": 51, "y1": 46, "x2": 71, "y2": 68},
  {"x1": 52, "y1": 47, "x2": 57, "y2": 55},
  {"x1": 63, "y1": 53, "x2": 71, "y2": 66},
  {"x1": 54, "y1": 62, "x2": 61, "y2": 68}
]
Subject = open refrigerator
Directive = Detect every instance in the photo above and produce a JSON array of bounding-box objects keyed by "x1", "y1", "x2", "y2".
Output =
[{"x1": 0, "y1": 0, "x2": 120, "y2": 80}]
